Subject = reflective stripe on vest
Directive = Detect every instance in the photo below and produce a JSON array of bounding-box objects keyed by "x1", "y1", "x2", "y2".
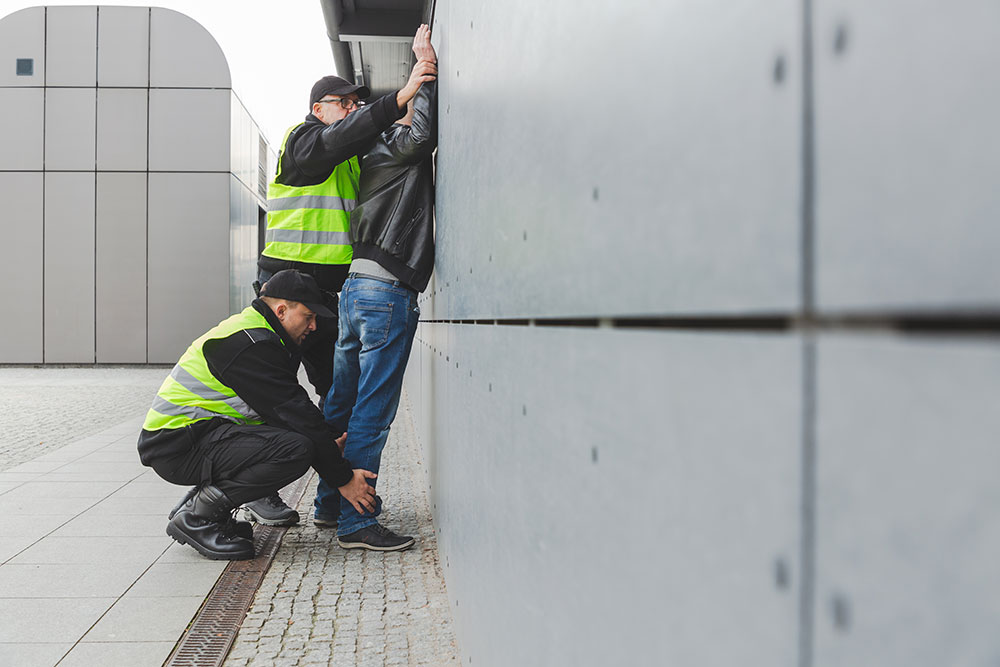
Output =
[
  {"x1": 262, "y1": 123, "x2": 359, "y2": 265},
  {"x1": 142, "y1": 307, "x2": 277, "y2": 431}
]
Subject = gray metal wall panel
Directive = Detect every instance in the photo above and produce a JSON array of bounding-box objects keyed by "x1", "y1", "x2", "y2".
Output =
[
  {"x1": 429, "y1": 0, "x2": 801, "y2": 319},
  {"x1": 814, "y1": 1, "x2": 1000, "y2": 311},
  {"x1": 96, "y1": 173, "x2": 146, "y2": 363},
  {"x1": 148, "y1": 88, "x2": 230, "y2": 171},
  {"x1": 0, "y1": 173, "x2": 43, "y2": 362},
  {"x1": 407, "y1": 324, "x2": 801, "y2": 667},
  {"x1": 147, "y1": 172, "x2": 230, "y2": 363},
  {"x1": 0, "y1": 87, "x2": 43, "y2": 170},
  {"x1": 97, "y1": 88, "x2": 147, "y2": 171},
  {"x1": 97, "y1": 6, "x2": 149, "y2": 87},
  {"x1": 0, "y1": 7, "x2": 45, "y2": 87},
  {"x1": 45, "y1": 87, "x2": 97, "y2": 170},
  {"x1": 149, "y1": 8, "x2": 231, "y2": 89},
  {"x1": 45, "y1": 6, "x2": 97, "y2": 87},
  {"x1": 44, "y1": 172, "x2": 95, "y2": 363},
  {"x1": 814, "y1": 336, "x2": 1000, "y2": 666}
]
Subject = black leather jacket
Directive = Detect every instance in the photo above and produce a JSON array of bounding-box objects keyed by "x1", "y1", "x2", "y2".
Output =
[{"x1": 350, "y1": 80, "x2": 437, "y2": 292}]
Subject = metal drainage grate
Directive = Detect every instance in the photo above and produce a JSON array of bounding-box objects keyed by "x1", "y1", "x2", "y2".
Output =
[{"x1": 164, "y1": 472, "x2": 315, "y2": 667}]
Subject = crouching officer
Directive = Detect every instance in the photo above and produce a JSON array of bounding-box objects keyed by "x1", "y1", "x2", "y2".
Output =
[{"x1": 137, "y1": 270, "x2": 376, "y2": 560}]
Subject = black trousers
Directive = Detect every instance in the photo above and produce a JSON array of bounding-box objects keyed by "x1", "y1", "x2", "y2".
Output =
[{"x1": 151, "y1": 422, "x2": 314, "y2": 507}]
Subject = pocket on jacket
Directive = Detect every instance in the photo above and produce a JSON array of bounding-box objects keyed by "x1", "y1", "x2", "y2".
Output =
[{"x1": 354, "y1": 299, "x2": 393, "y2": 349}]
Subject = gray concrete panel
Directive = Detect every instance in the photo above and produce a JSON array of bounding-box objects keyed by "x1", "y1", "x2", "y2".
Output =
[
  {"x1": 45, "y1": 6, "x2": 97, "y2": 87},
  {"x1": 814, "y1": 1, "x2": 1000, "y2": 311},
  {"x1": 97, "y1": 6, "x2": 149, "y2": 88},
  {"x1": 147, "y1": 172, "x2": 230, "y2": 363},
  {"x1": 0, "y1": 87, "x2": 43, "y2": 170},
  {"x1": 406, "y1": 323, "x2": 801, "y2": 666},
  {"x1": 45, "y1": 88, "x2": 96, "y2": 170},
  {"x1": 814, "y1": 335, "x2": 1000, "y2": 666},
  {"x1": 0, "y1": 173, "x2": 43, "y2": 362},
  {"x1": 44, "y1": 172, "x2": 96, "y2": 363},
  {"x1": 96, "y1": 173, "x2": 146, "y2": 363},
  {"x1": 0, "y1": 7, "x2": 45, "y2": 87},
  {"x1": 429, "y1": 0, "x2": 801, "y2": 319},
  {"x1": 97, "y1": 88, "x2": 147, "y2": 171},
  {"x1": 149, "y1": 8, "x2": 231, "y2": 89},
  {"x1": 147, "y1": 88, "x2": 230, "y2": 172}
]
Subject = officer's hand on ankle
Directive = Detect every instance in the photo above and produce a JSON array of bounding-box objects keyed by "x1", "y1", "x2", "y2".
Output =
[{"x1": 339, "y1": 469, "x2": 377, "y2": 513}]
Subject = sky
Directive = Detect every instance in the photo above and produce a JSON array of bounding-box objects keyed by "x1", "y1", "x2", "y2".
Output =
[{"x1": 0, "y1": 0, "x2": 339, "y2": 145}]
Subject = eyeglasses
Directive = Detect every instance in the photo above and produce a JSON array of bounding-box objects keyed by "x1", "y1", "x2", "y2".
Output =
[{"x1": 318, "y1": 97, "x2": 365, "y2": 110}]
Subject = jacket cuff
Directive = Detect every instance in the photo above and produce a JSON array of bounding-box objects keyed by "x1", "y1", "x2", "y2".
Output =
[{"x1": 313, "y1": 442, "x2": 354, "y2": 488}]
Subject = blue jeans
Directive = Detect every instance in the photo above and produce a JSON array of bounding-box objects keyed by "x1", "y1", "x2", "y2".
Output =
[{"x1": 313, "y1": 275, "x2": 420, "y2": 535}]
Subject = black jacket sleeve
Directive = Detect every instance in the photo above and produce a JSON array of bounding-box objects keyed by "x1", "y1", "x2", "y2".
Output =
[
  {"x1": 384, "y1": 81, "x2": 438, "y2": 165},
  {"x1": 280, "y1": 92, "x2": 406, "y2": 186},
  {"x1": 203, "y1": 336, "x2": 354, "y2": 488}
]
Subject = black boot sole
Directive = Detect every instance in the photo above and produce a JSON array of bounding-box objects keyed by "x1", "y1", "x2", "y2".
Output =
[{"x1": 166, "y1": 523, "x2": 254, "y2": 561}]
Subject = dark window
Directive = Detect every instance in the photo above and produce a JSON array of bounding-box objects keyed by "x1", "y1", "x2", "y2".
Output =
[{"x1": 16, "y1": 58, "x2": 33, "y2": 76}]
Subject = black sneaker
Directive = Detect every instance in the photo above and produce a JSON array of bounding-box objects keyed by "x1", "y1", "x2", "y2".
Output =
[
  {"x1": 243, "y1": 493, "x2": 300, "y2": 526},
  {"x1": 337, "y1": 523, "x2": 414, "y2": 551}
]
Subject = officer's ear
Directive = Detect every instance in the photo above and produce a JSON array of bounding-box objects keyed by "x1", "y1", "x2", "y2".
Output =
[{"x1": 273, "y1": 301, "x2": 288, "y2": 320}]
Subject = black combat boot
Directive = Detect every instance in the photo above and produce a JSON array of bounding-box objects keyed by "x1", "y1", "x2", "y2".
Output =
[
  {"x1": 166, "y1": 485, "x2": 254, "y2": 560},
  {"x1": 169, "y1": 486, "x2": 253, "y2": 539}
]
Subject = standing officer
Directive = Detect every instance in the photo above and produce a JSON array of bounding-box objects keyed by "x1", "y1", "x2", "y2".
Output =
[{"x1": 246, "y1": 35, "x2": 438, "y2": 526}]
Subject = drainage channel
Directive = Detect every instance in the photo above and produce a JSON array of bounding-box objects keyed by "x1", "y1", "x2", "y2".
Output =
[{"x1": 164, "y1": 471, "x2": 316, "y2": 667}]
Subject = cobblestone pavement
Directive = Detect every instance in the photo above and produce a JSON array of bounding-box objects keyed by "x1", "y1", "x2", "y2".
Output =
[
  {"x1": 224, "y1": 395, "x2": 460, "y2": 667},
  {"x1": 0, "y1": 366, "x2": 167, "y2": 471}
]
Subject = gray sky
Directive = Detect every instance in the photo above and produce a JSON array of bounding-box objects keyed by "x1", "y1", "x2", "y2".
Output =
[{"x1": 0, "y1": 0, "x2": 338, "y2": 146}]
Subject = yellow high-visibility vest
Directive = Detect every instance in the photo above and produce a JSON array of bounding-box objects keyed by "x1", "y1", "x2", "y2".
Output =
[
  {"x1": 142, "y1": 306, "x2": 277, "y2": 431},
  {"x1": 262, "y1": 123, "x2": 359, "y2": 265}
]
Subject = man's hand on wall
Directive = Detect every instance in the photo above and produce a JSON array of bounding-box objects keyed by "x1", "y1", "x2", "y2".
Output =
[{"x1": 412, "y1": 23, "x2": 436, "y2": 63}]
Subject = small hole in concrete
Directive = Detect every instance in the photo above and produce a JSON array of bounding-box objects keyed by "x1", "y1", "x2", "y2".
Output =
[
  {"x1": 593, "y1": 187, "x2": 599, "y2": 201},
  {"x1": 591, "y1": 447, "x2": 598, "y2": 463}
]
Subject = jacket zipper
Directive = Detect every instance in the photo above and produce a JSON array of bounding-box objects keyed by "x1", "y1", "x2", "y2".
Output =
[{"x1": 392, "y1": 208, "x2": 422, "y2": 249}]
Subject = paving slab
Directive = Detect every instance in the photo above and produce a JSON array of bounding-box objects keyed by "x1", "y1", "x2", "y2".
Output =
[
  {"x1": 9, "y1": 535, "x2": 172, "y2": 565},
  {"x1": 0, "y1": 643, "x2": 73, "y2": 667},
  {"x1": 0, "y1": 598, "x2": 118, "y2": 642},
  {"x1": 57, "y1": 641, "x2": 177, "y2": 667},
  {"x1": 0, "y1": 562, "x2": 148, "y2": 598},
  {"x1": 81, "y1": 595, "x2": 206, "y2": 642},
  {"x1": 126, "y1": 561, "x2": 229, "y2": 597}
]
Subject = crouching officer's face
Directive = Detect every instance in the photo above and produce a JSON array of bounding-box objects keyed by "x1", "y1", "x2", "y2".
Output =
[{"x1": 275, "y1": 301, "x2": 318, "y2": 345}]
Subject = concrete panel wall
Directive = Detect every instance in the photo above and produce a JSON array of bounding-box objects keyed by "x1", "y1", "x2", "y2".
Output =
[
  {"x1": 407, "y1": 325, "x2": 801, "y2": 666},
  {"x1": 97, "y1": 6, "x2": 149, "y2": 87},
  {"x1": 0, "y1": 7, "x2": 44, "y2": 87},
  {"x1": 814, "y1": 1, "x2": 1000, "y2": 311},
  {"x1": 430, "y1": 0, "x2": 801, "y2": 320},
  {"x1": 45, "y1": 6, "x2": 96, "y2": 87},
  {"x1": 44, "y1": 172, "x2": 96, "y2": 363},
  {"x1": 0, "y1": 88, "x2": 44, "y2": 170},
  {"x1": 45, "y1": 87, "x2": 97, "y2": 170},
  {"x1": 404, "y1": 1, "x2": 1000, "y2": 665},
  {"x1": 147, "y1": 172, "x2": 231, "y2": 363},
  {"x1": 97, "y1": 173, "x2": 147, "y2": 363},
  {"x1": 149, "y1": 8, "x2": 230, "y2": 88},
  {"x1": 0, "y1": 5, "x2": 270, "y2": 363},
  {"x1": 97, "y1": 88, "x2": 148, "y2": 170},
  {"x1": 813, "y1": 336, "x2": 1000, "y2": 667},
  {"x1": 0, "y1": 173, "x2": 44, "y2": 362}
]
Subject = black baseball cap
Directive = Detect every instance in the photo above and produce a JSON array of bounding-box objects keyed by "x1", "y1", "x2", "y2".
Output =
[
  {"x1": 259, "y1": 270, "x2": 334, "y2": 317},
  {"x1": 309, "y1": 75, "x2": 371, "y2": 107}
]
